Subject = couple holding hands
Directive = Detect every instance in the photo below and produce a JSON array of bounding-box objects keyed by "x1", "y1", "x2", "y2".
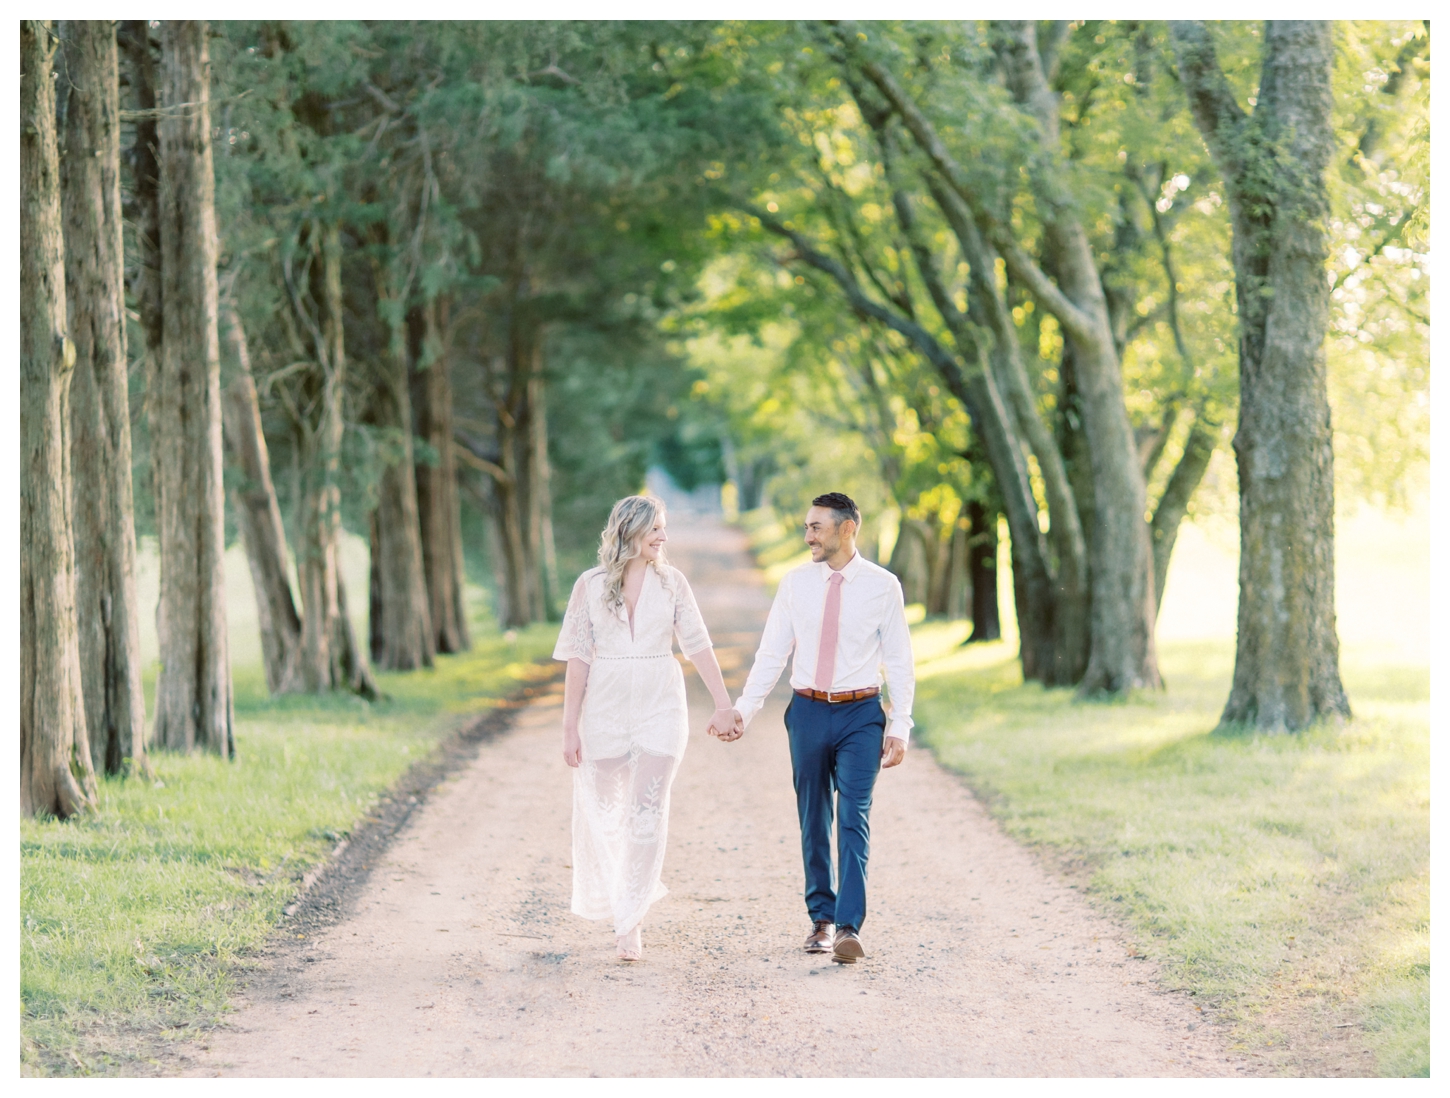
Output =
[{"x1": 554, "y1": 491, "x2": 915, "y2": 964}]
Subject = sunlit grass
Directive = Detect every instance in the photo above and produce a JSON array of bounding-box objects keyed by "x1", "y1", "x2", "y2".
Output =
[
  {"x1": 911, "y1": 623, "x2": 1429, "y2": 1077},
  {"x1": 20, "y1": 619, "x2": 560, "y2": 1076}
]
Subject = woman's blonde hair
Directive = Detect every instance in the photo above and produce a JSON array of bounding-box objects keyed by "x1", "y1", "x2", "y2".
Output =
[{"x1": 598, "y1": 494, "x2": 669, "y2": 612}]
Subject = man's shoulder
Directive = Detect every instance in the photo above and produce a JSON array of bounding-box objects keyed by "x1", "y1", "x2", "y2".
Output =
[
  {"x1": 781, "y1": 560, "x2": 820, "y2": 585},
  {"x1": 852, "y1": 556, "x2": 902, "y2": 588}
]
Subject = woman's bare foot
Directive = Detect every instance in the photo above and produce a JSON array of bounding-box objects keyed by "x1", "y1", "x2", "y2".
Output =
[{"x1": 616, "y1": 923, "x2": 642, "y2": 961}]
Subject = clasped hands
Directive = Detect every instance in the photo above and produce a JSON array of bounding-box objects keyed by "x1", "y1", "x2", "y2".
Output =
[{"x1": 707, "y1": 707, "x2": 745, "y2": 742}]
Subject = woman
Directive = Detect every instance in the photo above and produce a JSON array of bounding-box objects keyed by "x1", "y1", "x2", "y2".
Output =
[{"x1": 553, "y1": 495, "x2": 736, "y2": 961}]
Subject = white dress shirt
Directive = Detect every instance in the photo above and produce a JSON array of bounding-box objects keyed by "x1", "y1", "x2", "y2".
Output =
[{"x1": 734, "y1": 551, "x2": 916, "y2": 742}]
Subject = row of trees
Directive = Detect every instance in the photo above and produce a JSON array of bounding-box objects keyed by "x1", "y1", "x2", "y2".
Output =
[
  {"x1": 683, "y1": 20, "x2": 1425, "y2": 718},
  {"x1": 20, "y1": 20, "x2": 1428, "y2": 817},
  {"x1": 21, "y1": 20, "x2": 759, "y2": 815}
]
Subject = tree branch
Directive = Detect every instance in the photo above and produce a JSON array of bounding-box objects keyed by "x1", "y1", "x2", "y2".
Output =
[
  {"x1": 1168, "y1": 21, "x2": 1248, "y2": 178},
  {"x1": 742, "y1": 202, "x2": 974, "y2": 393},
  {"x1": 836, "y1": 28, "x2": 1099, "y2": 344},
  {"x1": 453, "y1": 438, "x2": 511, "y2": 485}
]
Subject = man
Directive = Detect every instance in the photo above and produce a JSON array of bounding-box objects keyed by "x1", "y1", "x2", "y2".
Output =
[{"x1": 712, "y1": 492, "x2": 914, "y2": 965}]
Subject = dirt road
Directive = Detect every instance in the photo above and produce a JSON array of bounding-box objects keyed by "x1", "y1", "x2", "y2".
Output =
[{"x1": 189, "y1": 515, "x2": 1247, "y2": 1077}]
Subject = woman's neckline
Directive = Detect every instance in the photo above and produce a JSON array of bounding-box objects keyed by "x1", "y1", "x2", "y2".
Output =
[{"x1": 622, "y1": 561, "x2": 655, "y2": 642}]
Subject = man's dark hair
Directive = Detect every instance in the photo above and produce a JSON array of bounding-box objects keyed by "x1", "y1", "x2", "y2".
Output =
[{"x1": 812, "y1": 492, "x2": 861, "y2": 528}]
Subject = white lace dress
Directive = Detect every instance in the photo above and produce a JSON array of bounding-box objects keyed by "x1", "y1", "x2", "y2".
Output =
[{"x1": 553, "y1": 563, "x2": 712, "y2": 934}]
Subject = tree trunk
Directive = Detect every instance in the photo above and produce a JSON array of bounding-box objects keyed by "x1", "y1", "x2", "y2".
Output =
[
  {"x1": 1150, "y1": 414, "x2": 1219, "y2": 614},
  {"x1": 965, "y1": 500, "x2": 1002, "y2": 643},
  {"x1": 151, "y1": 21, "x2": 233, "y2": 756},
  {"x1": 289, "y1": 223, "x2": 381, "y2": 695},
  {"x1": 924, "y1": 515, "x2": 955, "y2": 618},
  {"x1": 855, "y1": 25, "x2": 1158, "y2": 693},
  {"x1": 221, "y1": 302, "x2": 302, "y2": 694},
  {"x1": 492, "y1": 400, "x2": 534, "y2": 629},
  {"x1": 992, "y1": 21, "x2": 1160, "y2": 696},
  {"x1": 118, "y1": 21, "x2": 163, "y2": 556},
  {"x1": 59, "y1": 20, "x2": 151, "y2": 780},
  {"x1": 368, "y1": 309, "x2": 434, "y2": 671},
  {"x1": 850, "y1": 51, "x2": 1084, "y2": 687},
  {"x1": 22, "y1": 19, "x2": 99, "y2": 817},
  {"x1": 413, "y1": 299, "x2": 470, "y2": 652},
  {"x1": 368, "y1": 509, "x2": 384, "y2": 665},
  {"x1": 946, "y1": 522, "x2": 970, "y2": 620},
  {"x1": 527, "y1": 339, "x2": 561, "y2": 620},
  {"x1": 1172, "y1": 20, "x2": 1351, "y2": 730},
  {"x1": 510, "y1": 330, "x2": 546, "y2": 624},
  {"x1": 920, "y1": 170, "x2": 1089, "y2": 677}
]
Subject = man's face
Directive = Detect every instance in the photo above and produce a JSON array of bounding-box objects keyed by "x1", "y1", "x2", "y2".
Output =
[{"x1": 804, "y1": 506, "x2": 846, "y2": 562}]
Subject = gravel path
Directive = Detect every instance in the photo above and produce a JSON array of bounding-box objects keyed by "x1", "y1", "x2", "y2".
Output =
[{"x1": 188, "y1": 515, "x2": 1248, "y2": 1077}]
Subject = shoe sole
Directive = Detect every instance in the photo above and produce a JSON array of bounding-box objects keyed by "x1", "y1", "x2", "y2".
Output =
[
  {"x1": 804, "y1": 944, "x2": 831, "y2": 954},
  {"x1": 832, "y1": 939, "x2": 865, "y2": 964}
]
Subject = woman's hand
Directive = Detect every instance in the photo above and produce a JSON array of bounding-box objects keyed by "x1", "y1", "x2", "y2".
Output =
[
  {"x1": 707, "y1": 707, "x2": 744, "y2": 742},
  {"x1": 561, "y1": 658, "x2": 589, "y2": 768}
]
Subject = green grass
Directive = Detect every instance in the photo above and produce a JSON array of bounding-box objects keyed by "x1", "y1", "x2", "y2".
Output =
[
  {"x1": 910, "y1": 624, "x2": 1429, "y2": 1077},
  {"x1": 20, "y1": 621, "x2": 560, "y2": 1077}
]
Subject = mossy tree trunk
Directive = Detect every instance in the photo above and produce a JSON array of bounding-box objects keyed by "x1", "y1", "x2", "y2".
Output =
[
  {"x1": 991, "y1": 21, "x2": 1161, "y2": 696},
  {"x1": 151, "y1": 20, "x2": 233, "y2": 756},
  {"x1": 59, "y1": 19, "x2": 152, "y2": 779},
  {"x1": 21, "y1": 19, "x2": 99, "y2": 817},
  {"x1": 1172, "y1": 20, "x2": 1351, "y2": 731}
]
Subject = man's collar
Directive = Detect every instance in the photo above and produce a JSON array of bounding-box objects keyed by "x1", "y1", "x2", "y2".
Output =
[{"x1": 819, "y1": 549, "x2": 863, "y2": 582}]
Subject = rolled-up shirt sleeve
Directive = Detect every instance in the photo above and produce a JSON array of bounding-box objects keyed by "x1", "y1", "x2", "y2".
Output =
[
  {"x1": 732, "y1": 575, "x2": 795, "y2": 728},
  {"x1": 878, "y1": 577, "x2": 916, "y2": 742}
]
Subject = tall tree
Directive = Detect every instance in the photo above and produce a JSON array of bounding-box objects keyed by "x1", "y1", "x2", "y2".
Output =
[
  {"x1": 59, "y1": 19, "x2": 151, "y2": 778},
  {"x1": 1171, "y1": 20, "x2": 1352, "y2": 730},
  {"x1": 117, "y1": 20, "x2": 163, "y2": 506},
  {"x1": 21, "y1": 19, "x2": 99, "y2": 816},
  {"x1": 151, "y1": 20, "x2": 233, "y2": 755},
  {"x1": 220, "y1": 301, "x2": 303, "y2": 694},
  {"x1": 364, "y1": 276, "x2": 434, "y2": 672},
  {"x1": 282, "y1": 220, "x2": 379, "y2": 694},
  {"x1": 413, "y1": 298, "x2": 470, "y2": 653}
]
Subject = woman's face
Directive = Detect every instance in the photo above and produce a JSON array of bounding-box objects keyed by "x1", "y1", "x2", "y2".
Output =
[{"x1": 636, "y1": 514, "x2": 668, "y2": 561}]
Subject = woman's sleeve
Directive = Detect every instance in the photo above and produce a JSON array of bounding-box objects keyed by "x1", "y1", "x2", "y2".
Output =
[
  {"x1": 672, "y1": 570, "x2": 713, "y2": 656},
  {"x1": 552, "y1": 572, "x2": 596, "y2": 663}
]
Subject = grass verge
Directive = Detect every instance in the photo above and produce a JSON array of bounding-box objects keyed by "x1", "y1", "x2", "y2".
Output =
[
  {"x1": 20, "y1": 621, "x2": 560, "y2": 1077},
  {"x1": 910, "y1": 624, "x2": 1429, "y2": 1078}
]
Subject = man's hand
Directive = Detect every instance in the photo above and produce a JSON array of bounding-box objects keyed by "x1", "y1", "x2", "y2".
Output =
[
  {"x1": 881, "y1": 736, "x2": 907, "y2": 768},
  {"x1": 708, "y1": 707, "x2": 745, "y2": 742},
  {"x1": 562, "y1": 724, "x2": 582, "y2": 768}
]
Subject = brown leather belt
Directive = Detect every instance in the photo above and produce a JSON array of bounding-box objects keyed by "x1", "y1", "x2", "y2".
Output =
[{"x1": 794, "y1": 686, "x2": 881, "y2": 705}]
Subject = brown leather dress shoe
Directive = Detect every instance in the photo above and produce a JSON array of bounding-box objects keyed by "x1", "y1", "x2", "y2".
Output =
[
  {"x1": 804, "y1": 920, "x2": 834, "y2": 953},
  {"x1": 832, "y1": 926, "x2": 865, "y2": 964}
]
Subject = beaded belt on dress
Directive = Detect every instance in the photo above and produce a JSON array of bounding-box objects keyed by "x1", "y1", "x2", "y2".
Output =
[{"x1": 596, "y1": 653, "x2": 675, "y2": 660}]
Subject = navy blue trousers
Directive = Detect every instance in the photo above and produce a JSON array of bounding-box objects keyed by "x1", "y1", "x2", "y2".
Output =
[{"x1": 784, "y1": 694, "x2": 885, "y2": 931}]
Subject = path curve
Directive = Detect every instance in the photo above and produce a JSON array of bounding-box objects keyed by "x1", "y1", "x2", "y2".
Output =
[{"x1": 189, "y1": 515, "x2": 1247, "y2": 1077}]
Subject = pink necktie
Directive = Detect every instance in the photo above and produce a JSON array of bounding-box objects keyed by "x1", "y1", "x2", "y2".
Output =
[{"x1": 814, "y1": 571, "x2": 845, "y2": 692}]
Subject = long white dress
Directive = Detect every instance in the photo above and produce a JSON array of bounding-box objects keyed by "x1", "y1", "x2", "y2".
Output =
[{"x1": 553, "y1": 562, "x2": 712, "y2": 934}]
